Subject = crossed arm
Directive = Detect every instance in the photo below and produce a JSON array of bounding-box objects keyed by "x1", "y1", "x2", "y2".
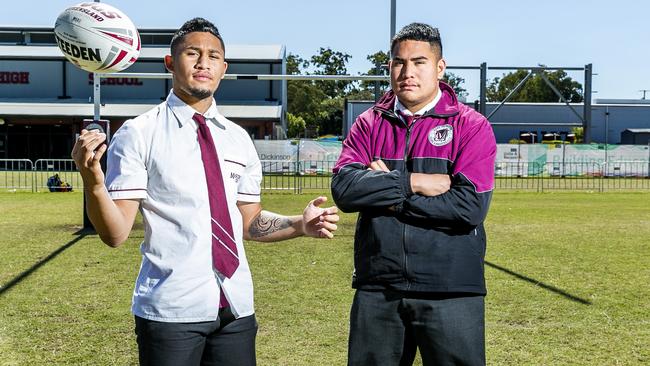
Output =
[{"x1": 367, "y1": 159, "x2": 451, "y2": 197}]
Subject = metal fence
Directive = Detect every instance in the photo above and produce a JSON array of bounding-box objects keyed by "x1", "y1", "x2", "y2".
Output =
[
  {"x1": 0, "y1": 159, "x2": 81, "y2": 192},
  {"x1": 494, "y1": 161, "x2": 650, "y2": 191},
  {"x1": 2, "y1": 159, "x2": 650, "y2": 193},
  {"x1": 260, "y1": 160, "x2": 335, "y2": 193},
  {"x1": 0, "y1": 159, "x2": 33, "y2": 191}
]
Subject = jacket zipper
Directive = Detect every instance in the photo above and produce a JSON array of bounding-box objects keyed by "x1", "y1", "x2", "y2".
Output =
[{"x1": 401, "y1": 118, "x2": 416, "y2": 290}]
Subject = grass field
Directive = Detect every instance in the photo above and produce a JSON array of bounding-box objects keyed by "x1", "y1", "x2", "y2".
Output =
[{"x1": 0, "y1": 191, "x2": 649, "y2": 365}]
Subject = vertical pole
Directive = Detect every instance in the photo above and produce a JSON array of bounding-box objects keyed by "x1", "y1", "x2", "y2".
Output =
[
  {"x1": 93, "y1": 73, "x2": 101, "y2": 122},
  {"x1": 480, "y1": 62, "x2": 487, "y2": 116},
  {"x1": 605, "y1": 106, "x2": 609, "y2": 163},
  {"x1": 390, "y1": 0, "x2": 396, "y2": 46},
  {"x1": 562, "y1": 139, "x2": 566, "y2": 177},
  {"x1": 295, "y1": 139, "x2": 301, "y2": 194},
  {"x1": 84, "y1": 72, "x2": 103, "y2": 230},
  {"x1": 281, "y1": 46, "x2": 287, "y2": 136},
  {"x1": 374, "y1": 61, "x2": 381, "y2": 102},
  {"x1": 584, "y1": 64, "x2": 593, "y2": 143}
]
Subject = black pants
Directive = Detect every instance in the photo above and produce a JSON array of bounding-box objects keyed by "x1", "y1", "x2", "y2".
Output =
[
  {"x1": 134, "y1": 308, "x2": 257, "y2": 366},
  {"x1": 348, "y1": 290, "x2": 485, "y2": 366}
]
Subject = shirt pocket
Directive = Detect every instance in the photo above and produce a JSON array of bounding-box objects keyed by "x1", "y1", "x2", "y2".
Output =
[{"x1": 221, "y1": 155, "x2": 247, "y2": 193}]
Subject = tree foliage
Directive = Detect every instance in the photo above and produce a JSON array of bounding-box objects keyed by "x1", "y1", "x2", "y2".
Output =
[
  {"x1": 487, "y1": 68, "x2": 583, "y2": 103},
  {"x1": 310, "y1": 47, "x2": 352, "y2": 99},
  {"x1": 359, "y1": 51, "x2": 390, "y2": 94},
  {"x1": 441, "y1": 72, "x2": 467, "y2": 99},
  {"x1": 286, "y1": 49, "x2": 353, "y2": 136},
  {"x1": 286, "y1": 112, "x2": 306, "y2": 138}
]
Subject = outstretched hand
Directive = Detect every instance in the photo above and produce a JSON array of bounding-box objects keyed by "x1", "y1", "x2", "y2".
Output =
[{"x1": 302, "y1": 196, "x2": 339, "y2": 239}]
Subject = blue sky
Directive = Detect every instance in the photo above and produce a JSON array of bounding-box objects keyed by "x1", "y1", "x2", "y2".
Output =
[{"x1": 2, "y1": 0, "x2": 648, "y2": 101}]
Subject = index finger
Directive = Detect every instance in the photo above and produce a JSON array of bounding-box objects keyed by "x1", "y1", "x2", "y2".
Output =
[{"x1": 376, "y1": 160, "x2": 390, "y2": 172}]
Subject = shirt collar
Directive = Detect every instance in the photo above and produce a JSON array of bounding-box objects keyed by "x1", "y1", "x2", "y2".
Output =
[
  {"x1": 167, "y1": 90, "x2": 225, "y2": 129},
  {"x1": 393, "y1": 88, "x2": 442, "y2": 117}
]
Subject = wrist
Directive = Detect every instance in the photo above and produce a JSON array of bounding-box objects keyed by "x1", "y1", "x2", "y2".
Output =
[{"x1": 85, "y1": 183, "x2": 107, "y2": 196}]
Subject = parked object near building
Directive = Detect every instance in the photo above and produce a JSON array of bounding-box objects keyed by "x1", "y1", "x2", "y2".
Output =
[{"x1": 621, "y1": 129, "x2": 650, "y2": 145}]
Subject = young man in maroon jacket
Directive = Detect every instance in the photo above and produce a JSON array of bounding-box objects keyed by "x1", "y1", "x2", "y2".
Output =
[{"x1": 332, "y1": 23, "x2": 496, "y2": 366}]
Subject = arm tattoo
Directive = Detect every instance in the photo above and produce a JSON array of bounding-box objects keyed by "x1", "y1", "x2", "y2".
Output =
[{"x1": 248, "y1": 211, "x2": 293, "y2": 238}]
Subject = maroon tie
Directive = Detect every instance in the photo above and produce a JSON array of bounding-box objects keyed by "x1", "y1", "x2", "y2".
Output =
[
  {"x1": 398, "y1": 110, "x2": 420, "y2": 126},
  {"x1": 193, "y1": 113, "x2": 239, "y2": 280}
]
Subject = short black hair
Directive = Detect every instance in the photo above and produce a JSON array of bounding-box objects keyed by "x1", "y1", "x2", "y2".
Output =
[
  {"x1": 390, "y1": 22, "x2": 442, "y2": 59},
  {"x1": 170, "y1": 17, "x2": 225, "y2": 56}
]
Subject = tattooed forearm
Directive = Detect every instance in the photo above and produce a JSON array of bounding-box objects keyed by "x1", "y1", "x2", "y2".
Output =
[{"x1": 248, "y1": 211, "x2": 293, "y2": 238}]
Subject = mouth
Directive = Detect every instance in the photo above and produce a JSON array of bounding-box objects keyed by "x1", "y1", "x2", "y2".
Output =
[
  {"x1": 193, "y1": 73, "x2": 213, "y2": 81},
  {"x1": 398, "y1": 83, "x2": 418, "y2": 91}
]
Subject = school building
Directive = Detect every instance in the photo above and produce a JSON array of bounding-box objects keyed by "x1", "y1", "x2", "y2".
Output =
[{"x1": 0, "y1": 26, "x2": 286, "y2": 161}]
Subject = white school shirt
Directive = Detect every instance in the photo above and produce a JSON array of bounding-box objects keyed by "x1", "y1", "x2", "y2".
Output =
[{"x1": 105, "y1": 91, "x2": 262, "y2": 322}]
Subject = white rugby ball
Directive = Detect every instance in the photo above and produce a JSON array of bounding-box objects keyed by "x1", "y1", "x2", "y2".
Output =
[{"x1": 54, "y1": 2, "x2": 140, "y2": 73}]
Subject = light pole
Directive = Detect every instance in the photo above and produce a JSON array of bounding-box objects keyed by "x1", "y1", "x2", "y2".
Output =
[{"x1": 605, "y1": 106, "x2": 610, "y2": 163}]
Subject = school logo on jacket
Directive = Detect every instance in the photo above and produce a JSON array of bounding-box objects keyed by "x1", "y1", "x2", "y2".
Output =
[{"x1": 428, "y1": 124, "x2": 453, "y2": 146}]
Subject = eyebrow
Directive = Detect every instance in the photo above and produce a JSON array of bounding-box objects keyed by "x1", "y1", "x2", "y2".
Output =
[
  {"x1": 185, "y1": 46, "x2": 223, "y2": 55},
  {"x1": 393, "y1": 56, "x2": 429, "y2": 62}
]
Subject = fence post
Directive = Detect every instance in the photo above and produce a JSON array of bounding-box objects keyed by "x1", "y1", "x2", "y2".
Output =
[
  {"x1": 31, "y1": 161, "x2": 36, "y2": 193},
  {"x1": 533, "y1": 162, "x2": 544, "y2": 193},
  {"x1": 600, "y1": 162, "x2": 605, "y2": 192}
]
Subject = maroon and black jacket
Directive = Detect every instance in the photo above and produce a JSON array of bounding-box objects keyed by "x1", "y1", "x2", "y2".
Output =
[{"x1": 331, "y1": 82, "x2": 496, "y2": 294}]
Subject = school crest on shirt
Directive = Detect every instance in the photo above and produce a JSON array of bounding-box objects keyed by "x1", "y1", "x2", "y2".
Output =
[{"x1": 428, "y1": 124, "x2": 453, "y2": 146}]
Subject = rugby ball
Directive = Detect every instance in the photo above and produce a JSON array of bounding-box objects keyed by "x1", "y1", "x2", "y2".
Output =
[{"x1": 54, "y1": 2, "x2": 140, "y2": 73}]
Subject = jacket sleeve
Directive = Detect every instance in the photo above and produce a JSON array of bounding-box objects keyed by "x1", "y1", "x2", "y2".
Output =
[
  {"x1": 396, "y1": 117, "x2": 496, "y2": 228},
  {"x1": 331, "y1": 115, "x2": 412, "y2": 213}
]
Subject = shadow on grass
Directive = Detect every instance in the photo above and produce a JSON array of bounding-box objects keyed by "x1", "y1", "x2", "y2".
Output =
[
  {"x1": 485, "y1": 261, "x2": 592, "y2": 305},
  {"x1": 0, "y1": 229, "x2": 93, "y2": 297}
]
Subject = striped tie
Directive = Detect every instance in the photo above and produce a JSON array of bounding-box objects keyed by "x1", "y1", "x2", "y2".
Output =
[{"x1": 193, "y1": 113, "x2": 239, "y2": 280}]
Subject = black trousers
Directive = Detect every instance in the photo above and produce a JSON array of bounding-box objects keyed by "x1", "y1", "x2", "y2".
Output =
[
  {"x1": 348, "y1": 289, "x2": 485, "y2": 366},
  {"x1": 134, "y1": 308, "x2": 258, "y2": 366}
]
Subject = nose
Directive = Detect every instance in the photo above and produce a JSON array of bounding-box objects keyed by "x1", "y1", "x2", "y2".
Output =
[
  {"x1": 195, "y1": 53, "x2": 209, "y2": 69},
  {"x1": 400, "y1": 61, "x2": 414, "y2": 78}
]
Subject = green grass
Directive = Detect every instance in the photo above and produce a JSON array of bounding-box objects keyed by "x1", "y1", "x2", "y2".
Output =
[{"x1": 0, "y1": 191, "x2": 649, "y2": 365}]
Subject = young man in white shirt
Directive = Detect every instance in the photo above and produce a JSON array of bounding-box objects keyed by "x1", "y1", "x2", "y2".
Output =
[{"x1": 72, "y1": 18, "x2": 339, "y2": 366}]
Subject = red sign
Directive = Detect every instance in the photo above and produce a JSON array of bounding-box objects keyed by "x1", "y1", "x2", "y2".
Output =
[
  {"x1": 88, "y1": 73, "x2": 143, "y2": 86},
  {"x1": 0, "y1": 72, "x2": 29, "y2": 84}
]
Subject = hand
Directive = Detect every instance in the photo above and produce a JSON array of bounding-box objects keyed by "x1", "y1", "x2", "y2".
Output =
[
  {"x1": 410, "y1": 173, "x2": 451, "y2": 197},
  {"x1": 367, "y1": 160, "x2": 390, "y2": 172},
  {"x1": 71, "y1": 129, "x2": 107, "y2": 189},
  {"x1": 302, "y1": 196, "x2": 339, "y2": 239}
]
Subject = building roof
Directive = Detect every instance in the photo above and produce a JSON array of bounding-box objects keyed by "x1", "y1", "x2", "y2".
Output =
[
  {"x1": 623, "y1": 129, "x2": 650, "y2": 134},
  {"x1": 0, "y1": 101, "x2": 281, "y2": 120},
  {"x1": 0, "y1": 44, "x2": 284, "y2": 62},
  {"x1": 595, "y1": 99, "x2": 650, "y2": 105}
]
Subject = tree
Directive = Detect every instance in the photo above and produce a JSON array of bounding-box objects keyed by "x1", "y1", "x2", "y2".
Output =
[
  {"x1": 286, "y1": 50, "x2": 348, "y2": 136},
  {"x1": 286, "y1": 112, "x2": 306, "y2": 138},
  {"x1": 360, "y1": 51, "x2": 390, "y2": 94},
  {"x1": 286, "y1": 53, "x2": 308, "y2": 74},
  {"x1": 487, "y1": 68, "x2": 583, "y2": 103},
  {"x1": 441, "y1": 72, "x2": 467, "y2": 100},
  {"x1": 310, "y1": 47, "x2": 352, "y2": 99},
  {"x1": 571, "y1": 127, "x2": 584, "y2": 143}
]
